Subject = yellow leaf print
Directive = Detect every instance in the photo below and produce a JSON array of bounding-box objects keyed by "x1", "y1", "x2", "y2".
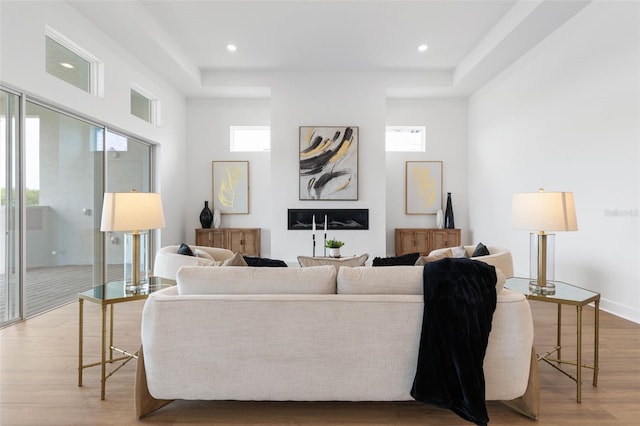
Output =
[{"x1": 217, "y1": 165, "x2": 241, "y2": 209}]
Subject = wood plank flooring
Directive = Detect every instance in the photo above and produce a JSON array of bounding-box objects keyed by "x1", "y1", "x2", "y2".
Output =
[
  {"x1": 0, "y1": 265, "x2": 124, "y2": 321},
  {"x1": 1, "y1": 297, "x2": 639, "y2": 425}
]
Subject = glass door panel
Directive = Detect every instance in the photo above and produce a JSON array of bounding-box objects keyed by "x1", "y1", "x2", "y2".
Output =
[
  {"x1": 1, "y1": 90, "x2": 20, "y2": 326},
  {"x1": 23, "y1": 101, "x2": 103, "y2": 317},
  {"x1": 103, "y1": 130, "x2": 151, "y2": 283}
]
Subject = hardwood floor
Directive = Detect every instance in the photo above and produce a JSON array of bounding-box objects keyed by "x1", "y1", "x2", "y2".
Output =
[{"x1": 1, "y1": 297, "x2": 639, "y2": 425}]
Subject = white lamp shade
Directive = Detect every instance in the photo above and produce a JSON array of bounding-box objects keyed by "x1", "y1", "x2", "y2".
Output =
[
  {"x1": 512, "y1": 191, "x2": 578, "y2": 232},
  {"x1": 100, "y1": 192, "x2": 165, "y2": 232}
]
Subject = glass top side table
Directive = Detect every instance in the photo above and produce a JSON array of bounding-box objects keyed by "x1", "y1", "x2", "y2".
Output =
[
  {"x1": 78, "y1": 277, "x2": 175, "y2": 400},
  {"x1": 505, "y1": 277, "x2": 600, "y2": 403}
]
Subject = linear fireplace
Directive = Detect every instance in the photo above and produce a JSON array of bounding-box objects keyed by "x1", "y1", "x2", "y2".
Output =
[{"x1": 287, "y1": 209, "x2": 369, "y2": 230}]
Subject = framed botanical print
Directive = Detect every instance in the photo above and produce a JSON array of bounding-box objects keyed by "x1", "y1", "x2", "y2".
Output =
[
  {"x1": 406, "y1": 161, "x2": 443, "y2": 214},
  {"x1": 299, "y1": 126, "x2": 358, "y2": 200},
  {"x1": 212, "y1": 161, "x2": 249, "y2": 214}
]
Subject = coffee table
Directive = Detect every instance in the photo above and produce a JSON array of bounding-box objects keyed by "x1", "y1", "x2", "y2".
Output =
[{"x1": 77, "y1": 277, "x2": 175, "y2": 400}]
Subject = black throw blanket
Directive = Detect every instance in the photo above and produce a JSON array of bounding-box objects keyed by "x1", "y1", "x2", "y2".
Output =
[{"x1": 411, "y1": 258, "x2": 497, "y2": 425}]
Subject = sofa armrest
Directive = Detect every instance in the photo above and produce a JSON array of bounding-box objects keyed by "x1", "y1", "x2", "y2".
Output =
[{"x1": 153, "y1": 245, "x2": 235, "y2": 280}]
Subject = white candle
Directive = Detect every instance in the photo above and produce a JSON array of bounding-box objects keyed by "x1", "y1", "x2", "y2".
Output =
[
  {"x1": 312, "y1": 214, "x2": 316, "y2": 233},
  {"x1": 324, "y1": 214, "x2": 328, "y2": 232}
]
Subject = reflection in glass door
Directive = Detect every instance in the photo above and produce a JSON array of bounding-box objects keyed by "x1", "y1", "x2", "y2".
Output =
[
  {"x1": 23, "y1": 101, "x2": 104, "y2": 317},
  {"x1": 102, "y1": 130, "x2": 152, "y2": 282},
  {"x1": 1, "y1": 90, "x2": 21, "y2": 326}
]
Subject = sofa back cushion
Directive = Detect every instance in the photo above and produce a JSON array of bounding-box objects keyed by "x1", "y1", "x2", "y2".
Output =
[
  {"x1": 337, "y1": 264, "x2": 506, "y2": 295},
  {"x1": 177, "y1": 265, "x2": 337, "y2": 295},
  {"x1": 337, "y1": 266, "x2": 424, "y2": 294}
]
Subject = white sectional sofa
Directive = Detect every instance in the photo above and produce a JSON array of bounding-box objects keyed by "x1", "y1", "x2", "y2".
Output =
[
  {"x1": 429, "y1": 245, "x2": 514, "y2": 278},
  {"x1": 136, "y1": 260, "x2": 539, "y2": 419},
  {"x1": 152, "y1": 245, "x2": 235, "y2": 280}
]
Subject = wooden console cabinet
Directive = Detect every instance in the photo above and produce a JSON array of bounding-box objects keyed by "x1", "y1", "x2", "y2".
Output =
[
  {"x1": 195, "y1": 228, "x2": 261, "y2": 257},
  {"x1": 395, "y1": 228, "x2": 461, "y2": 256}
]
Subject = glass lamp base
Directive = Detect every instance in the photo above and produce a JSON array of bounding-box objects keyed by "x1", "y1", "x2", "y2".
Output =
[
  {"x1": 124, "y1": 281, "x2": 150, "y2": 294},
  {"x1": 529, "y1": 280, "x2": 556, "y2": 295}
]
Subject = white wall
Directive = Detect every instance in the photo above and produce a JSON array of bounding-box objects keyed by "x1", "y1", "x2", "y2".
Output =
[
  {"x1": 468, "y1": 1, "x2": 640, "y2": 322},
  {"x1": 185, "y1": 98, "x2": 271, "y2": 253},
  {"x1": 385, "y1": 98, "x2": 468, "y2": 255},
  {"x1": 186, "y1": 89, "x2": 471, "y2": 261},
  {"x1": 269, "y1": 72, "x2": 387, "y2": 261},
  {"x1": 0, "y1": 1, "x2": 187, "y2": 247}
]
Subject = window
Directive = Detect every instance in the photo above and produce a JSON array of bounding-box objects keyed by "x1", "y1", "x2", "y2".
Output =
[
  {"x1": 94, "y1": 128, "x2": 128, "y2": 152},
  {"x1": 230, "y1": 126, "x2": 270, "y2": 152},
  {"x1": 385, "y1": 126, "x2": 425, "y2": 152},
  {"x1": 130, "y1": 85, "x2": 159, "y2": 125},
  {"x1": 45, "y1": 27, "x2": 103, "y2": 97}
]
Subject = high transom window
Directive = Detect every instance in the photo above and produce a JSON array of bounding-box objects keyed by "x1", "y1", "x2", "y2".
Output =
[
  {"x1": 385, "y1": 126, "x2": 425, "y2": 152},
  {"x1": 230, "y1": 126, "x2": 270, "y2": 152},
  {"x1": 130, "y1": 86, "x2": 159, "y2": 125},
  {"x1": 45, "y1": 27, "x2": 103, "y2": 96}
]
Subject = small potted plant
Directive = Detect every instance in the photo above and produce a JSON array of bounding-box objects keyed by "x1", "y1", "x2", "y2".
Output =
[{"x1": 325, "y1": 238, "x2": 344, "y2": 258}]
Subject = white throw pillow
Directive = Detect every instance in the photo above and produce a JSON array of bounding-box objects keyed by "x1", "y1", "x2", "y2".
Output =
[
  {"x1": 297, "y1": 254, "x2": 368, "y2": 271},
  {"x1": 193, "y1": 249, "x2": 214, "y2": 261},
  {"x1": 451, "y1": 245, "x2": 469, "y2": 258}
]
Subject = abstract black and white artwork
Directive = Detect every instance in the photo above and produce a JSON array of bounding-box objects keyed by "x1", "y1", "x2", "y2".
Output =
[{"x1": 299, "y1": 126, "x2": 358, "y2": 200}]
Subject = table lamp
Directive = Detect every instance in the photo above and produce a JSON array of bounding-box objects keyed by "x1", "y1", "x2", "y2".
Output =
[
  {"x1": 512, "y1": 189, "x2": 577, "y2": 295},
  {"x1": 100, "y1": 190, "x2": 165, "y2": 292}
]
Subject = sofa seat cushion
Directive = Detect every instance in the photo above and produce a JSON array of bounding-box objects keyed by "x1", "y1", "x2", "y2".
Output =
[
  {"x1": 177, "y1": 265, "x2": 337, "y2": 295},
  {"x1": 337, "y1": 266, "x2": 424, "y2": 294}
]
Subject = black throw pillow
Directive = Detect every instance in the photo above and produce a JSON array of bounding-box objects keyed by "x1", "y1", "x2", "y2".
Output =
[
  {"x1": 243, "y1": 256, "x2": 288, "y2": 267},
  {"x1": 372, "y1": 252, "x2": 420, "y2": 267},
  {"x1": 177, "y1": 243, "x2": 194, "y2": 256},
  {"x1": 471, "y1": 242, "x2": 490, "y2": 257}
]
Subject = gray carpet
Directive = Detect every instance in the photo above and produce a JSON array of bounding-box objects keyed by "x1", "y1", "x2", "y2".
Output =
[{"x1": 0, "y1": 265, "x2": 124, "y2": 322}]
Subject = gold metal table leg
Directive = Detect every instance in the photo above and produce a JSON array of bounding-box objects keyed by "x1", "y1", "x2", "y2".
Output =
[
  {"x1": 594, "y1": 299, "x2": 600, "y2": 386},
  {"x1": 557, "y1": 304, "x2": 562, "y2": 360},
  {"x1": 78, "y1": 298, "x2": 83, "y2": 387},
  {"x1": 576, "y1": 305, "x2": 583, "y2": 403},
  {"x1": 109, "y1": 304, "x2": 114, "y2": 362},
  {"x1": 101, "y1": 303, "x2": 107, "y2": 400}
]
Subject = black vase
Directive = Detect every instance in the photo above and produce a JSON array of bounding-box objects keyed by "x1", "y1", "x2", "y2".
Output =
[
  {"x1": 444, "y1": 192, "x2": 455, "y2": 229},
  {"x1": 199, "y1": 201, "x2": 213, "y2": 228}
]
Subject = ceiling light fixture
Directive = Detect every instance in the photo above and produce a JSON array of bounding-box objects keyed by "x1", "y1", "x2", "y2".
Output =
[
  {"x1": 60, "y1": 62, "x2": 75, "y2": 69},
  {"x1": 226, "y1": 44, "x2": 237, "y2": 52},
  {"x1": 418, "y1": 44, "x2": 428, "y2": 53}
]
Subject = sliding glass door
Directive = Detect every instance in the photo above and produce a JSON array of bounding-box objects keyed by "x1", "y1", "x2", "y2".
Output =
[
  {"x1": 23, "y1": 101, "x2": 104, "y2": 317},
  {"x1": 0, "y1": 88, "x2": 156, "y2": 327},
  {"x1": 1, "y1": 89, "x2": 21, "y2": 325}
]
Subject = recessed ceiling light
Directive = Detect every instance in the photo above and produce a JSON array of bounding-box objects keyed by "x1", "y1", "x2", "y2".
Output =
[
  {"x1": 226, "y1": 44, "x2": 237, "y2": 52},
  {"x1": 60, "y1": 62, "x2": 75, "y2": 69},
  {"x1": 418, "y1": 44, "x2": 428, "y2": 53}
]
